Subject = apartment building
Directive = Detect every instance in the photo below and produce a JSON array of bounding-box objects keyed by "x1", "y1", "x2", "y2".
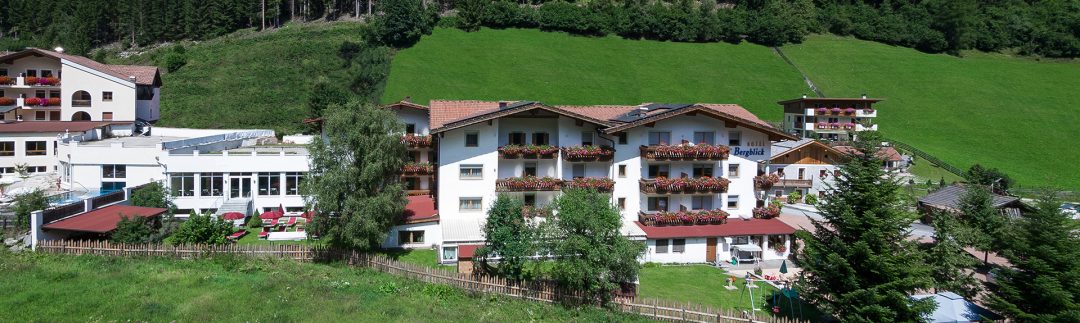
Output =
[
  {"x1": 761, "y1": 139, "x2": 843, "y2": 203},
  {"x1": 777, "y1": 96, "x2": 880, "y2": 141}
]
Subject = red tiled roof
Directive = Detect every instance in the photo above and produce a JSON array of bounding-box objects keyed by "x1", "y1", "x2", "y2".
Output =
[
  {"x1": 42, "y1": 205, "x2": 167, "y2": 233},
  {"x1": 634, "y1": 218, "x2": 796, "y2": 239},
  {"x1": 0, "y1": 48, "x2": 160, "y2": 86},
  {"x1": 556, "y1": 104, "x2": 640, "y2": 121},
  {"x1": 403, "y1": 195, "x2": 438, "y2": 224},
  {"x1": 104, "y1": 64, "x2": 160, "y2": 86},
  {"x1": 429, "y1": 100, "x2": 502, "y2": 129},
  {"x1": 0, "y1": 121, "x2": 119, "y2": 133},
  {"x1": 458, "y1": 244, "x2": 481, "y2": 259}
]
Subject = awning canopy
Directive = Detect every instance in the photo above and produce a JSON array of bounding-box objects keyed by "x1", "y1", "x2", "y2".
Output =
[
  {"x1": 731, "y1": 244, "x2": 763, "y2": 252},
  {"x1": 42, "y1": 205, "x2": 167, "y2": 233},
  {"x1": 402, "y1": 195, "x2": 438, "y2": 224}
]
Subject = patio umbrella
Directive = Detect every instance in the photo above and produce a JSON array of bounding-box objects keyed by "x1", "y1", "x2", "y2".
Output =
[
  {"x1": 221, "y1": 212, "x2": 245, "y2": 221},
  {"x1": 779, "y1": 260, "x2": 788, "y2": 274},
  {"x1": 259, "y1": 210, "x2": 283, "y2": 220}
]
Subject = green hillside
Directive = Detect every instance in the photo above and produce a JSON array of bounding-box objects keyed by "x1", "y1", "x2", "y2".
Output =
[
  {"x1": 784, "y1": 35, "x2": 1080, "y2": 190},
  {"x1": 383, "y1": 28, "x2": 809, "y2": 120},
  {"x1": 113, "y1": 22, "x2": 365, "y2": 135}
]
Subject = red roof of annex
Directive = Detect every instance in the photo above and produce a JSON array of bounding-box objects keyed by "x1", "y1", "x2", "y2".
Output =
[{"x1": 42, "y1": 205, "x2": 167, "y2": 233}]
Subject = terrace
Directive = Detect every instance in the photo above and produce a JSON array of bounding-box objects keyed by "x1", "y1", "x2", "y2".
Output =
[
  {"x1": 639, "y1": 144, "x2": 730, "y2": 161},
  {"x1": 639, "y1": 177, "x2": 730, "y2": 194}
]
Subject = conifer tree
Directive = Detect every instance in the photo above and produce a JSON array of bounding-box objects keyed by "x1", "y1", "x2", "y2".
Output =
[
  {"x1": 925, "y1": 210, "x2": 981, "y2": 298},
  {"x1": 957, "y1": 184, "x2": 1005, "y2": 265},
  {"x1": 796, "y1": 131, "x2": 936, "y2": 321}
]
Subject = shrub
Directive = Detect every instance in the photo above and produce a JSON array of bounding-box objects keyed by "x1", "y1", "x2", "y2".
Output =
[
  {"x1": 129, "y1": 181, "x2": 173, "y2": 210},
  {"x1": 169, "y1": 212, "x2": 233, "y2": 245},
  {"x1": 246, "y1": 213, "x2": 263, "y2": 230},
  {"x1": 163, "y1": 50, "x2": 187, "y2": 73},
  {"x1": 805, "y1": 194, "x2": 818, "y2": 205},
  {"x1": 111, "y1": 215, "x2": 159, "y2": 244},
  {"x1": 13, "y1": 190, "x2": 49, "y2": 229},
  {"x1": 372, "y1": 0, "x2": 437, "y2": 48},
  {"x1": 788, "y1": 191, "x2": 802, "y2": 204}
]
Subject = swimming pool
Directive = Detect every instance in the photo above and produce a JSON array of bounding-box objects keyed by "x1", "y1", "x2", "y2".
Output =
[{"x1": 48, "y1": 188, "x2": 119, "y2": 206}]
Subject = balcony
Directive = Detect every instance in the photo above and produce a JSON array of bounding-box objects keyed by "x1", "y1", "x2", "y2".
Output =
[
  {"x1": 23, "y1": 97, "x2": 61, "y2": 108},
  {"x1": 813, "y1": 107, "x2": 859, "y2": 117},
  {"x1": 401, "y1": 134, "x2": 432, "y2": 148},
  {"x1": 495, "y1": 176, "x2": 563, "y2": 192},
  {"x1": 406, "y1": 189, "x2": 431, "y2": 196},
  {"x1": 774, "y1": 179, "x2": 812, "y2": 188},
  {"x1": 814, "y1": 122, "x2": 856, "y2": 131},
  {"x1": 639, "y1": 144, "x2": 730, "y2": 161},
  {"x1": 0, "y1": 76, "x2": 61, "y2": 87},
  {"x1": 561, "y1": 145, "x2": 614, "y2": 162},
  {"x1": 498, "y1": 144, "x2": 558, "y2": 159},
  {"x1": 638, "y1": 209, "x2": 730, "y2": 226},
  {"x1": 856, "y1": 108, "x2": 877, "y2": 117},
  {"x1": 855, "y1": 124, "x2": 878, "y2": 131},
  {"x1": 639, "y1": 177, "x2": 729, "y2": 194},
  {"x1": 0, "y1": 97, "x2": 14, "y2": 107},
  {"x1": 564, "y1": 177, "x2": 614, "y2": 192},
  {"x1": 401, "y1": 162, "x2": 435, "y2": 176}
]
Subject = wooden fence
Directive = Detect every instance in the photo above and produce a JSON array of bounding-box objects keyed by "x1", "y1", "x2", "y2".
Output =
[
  {"x1": 37, "y1": 240, "x2": 806, "y2": 323},
  {"x1": 42, "y1": 201, "x2": 85, "y2": 224}
]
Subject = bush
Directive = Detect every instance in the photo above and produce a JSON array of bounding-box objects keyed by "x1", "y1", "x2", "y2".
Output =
[
  {"x1": 246, "y1": 213, "x2": 263, "y2": 230},
  {"x1": 163, "y1": 50, "x2": 187, "y2": 73},
  {"x1": 805, "y1": 194, "x2": 818, "y2": 205},
  {"x1": 129, "y1": 181, "x2": 173, "y2": 210},
  {"x1": 168, "y1": 212, "x2": 233, "y2": 245},
  {"x1": 13, "y1": 190, "x2": 49, "y2": 230},
  {"x1": 788, "y1": 191, "x2": 802, "y2": 204},
  {"x1": 111, "y1": 215, "x2": 159, "y2": 244},
  {"x1": 372, "y1": 0, "x2": 437, "y2": 48}
]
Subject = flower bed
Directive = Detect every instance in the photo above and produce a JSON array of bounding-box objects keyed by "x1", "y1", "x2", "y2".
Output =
[
  {"x1": 400, "y1": 134, "x2": 432, "y2": 147},
  {"x1": 495, "y1": 176, "x2": 562, "y2": 191},
  {"x1": 640, "y1": 144, "x2": 730, "y2": 160},
  {"x1": 643, "y1": 176, "x2": 729, "y2": 193},
  {"x1": 401, "y1": 162, "x2": 434, "y2": 174},
  {"x1": 639, "y1": 209, "x2": 730, "y2": 226},
  {"x1": 0, "y1": 97, "x2": 14, "y2": 106},
  {"x1": 498, "y1": 144, "x2": 558, "y2": 159},
  {"x1": 753, "y1": 174, "x2": 780, "y2": 190},
  {"x1": 565, "y1": 177, "x2": 615, "y2": 191},
  {"x1": 561, "y1": 145, "x2": 614, "y2": 161}
]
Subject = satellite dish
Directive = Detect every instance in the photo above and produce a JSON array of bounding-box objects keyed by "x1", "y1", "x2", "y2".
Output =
[{"x1": 54, "y1": 46, "x2": 64, "y2": 53}]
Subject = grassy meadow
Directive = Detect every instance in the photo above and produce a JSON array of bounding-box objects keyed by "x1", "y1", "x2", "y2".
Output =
[
  {"x1": 637, "y1": 265, "x2": 821, "y2": 321},
  {"x1": 0, "y1": 251, "x2": 646, "y2": 322}
]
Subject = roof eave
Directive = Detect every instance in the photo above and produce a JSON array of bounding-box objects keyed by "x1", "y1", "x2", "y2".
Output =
[{"x1": 431, "y1": 102, "x2": 611, "y2": 134}]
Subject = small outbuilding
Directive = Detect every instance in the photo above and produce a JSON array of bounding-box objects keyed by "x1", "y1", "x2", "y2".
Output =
[
  {"x1": 41, "y1": 205, "x2": 167, "y2": 240},
  {"x1": 917, "y1": 184, "x2": 1026, "y2": 222},
  {"x1": 911, "y1": 292, "x2": 1002, "y2": 322}
]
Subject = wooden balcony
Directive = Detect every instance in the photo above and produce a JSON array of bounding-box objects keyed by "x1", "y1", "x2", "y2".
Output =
[
  {"x1": 561, "y1": 146, "x2": 614, "y2": 162},
  {"x1": 495, "y1": 177, "x2": 563, "y2": 192},
  {"x1": 639, "y1": 144, "x2": 729, "y2": 161},
  {"x1": 639, "y1": 178, "x2": 729, "y2": 194},
  {"x1": 775, "y1": 179, "x2": 812, "y2": 188},
  {"x1": 400, "y1": 162, "x2": 435, "y2": 176},
  {"x1": 401, "y1": 134, "x2": 433, "y2": 149},
  {"x1": 406, "y1": 189, "x2": 431, "y2": 196},
  {"x1": 498, "y1": 145, "x2": 558, "y2": 159},
  {"x1": 563, "y1": 177, "x2": 615, "y2": 192},
  {"x1": 637, "y1": 210, "x2": 730, "y2": 226}
]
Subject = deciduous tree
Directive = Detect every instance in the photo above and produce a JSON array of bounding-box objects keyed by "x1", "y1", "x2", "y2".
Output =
[
  {"x1": 475, "y1": 195, "x2": 535, "y2": 281},
  {"x1": 13, "y1": 190, "x2": 49, "y2": 230}
]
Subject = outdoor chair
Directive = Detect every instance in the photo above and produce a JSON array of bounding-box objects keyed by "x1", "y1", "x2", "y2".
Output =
[{"x1": 258, "y1": 231, "x2": 269, "y2": 239}]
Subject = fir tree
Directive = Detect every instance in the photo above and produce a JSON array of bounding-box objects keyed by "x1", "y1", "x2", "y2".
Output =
[
  {"x1": 796, "y1": 131, "x2": 936, "y2": 321},
  {"x1": 957, "y1": 184, "x2": 1005, "y2": 265},
  {"x1": 926, "y1": 210, "x2": 981, "y2": 298}
]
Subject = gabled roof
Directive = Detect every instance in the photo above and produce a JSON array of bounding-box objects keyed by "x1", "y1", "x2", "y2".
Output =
[
  {"x1": 0, "y1": 48, "x2": 160, "y2": 86},
  {"x1": 602, "y1": 104, "x2": 796, "y2": 141},
  {"x1": 430, "y1": 100, "x2": 611, "y2": 133},
  {"x1": 384, "y1": 99, "x2": 429, "y2": 111},
  {"x1": 402, "y1": 195, "x2": 438, "y2": 224},
  {"x1": 833, "y1": 145, "x2": 903, "y2": 162},
  {"x1": 768, "y1": 139, "x2": 845, "y2": 163},
  {"x1": 918, "y1": 184, "x2": 1021, "y2": 211}
]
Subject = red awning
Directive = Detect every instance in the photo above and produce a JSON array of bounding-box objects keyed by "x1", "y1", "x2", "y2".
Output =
[
  {"x1": 259, "y1": 211, "x2": 283, "y2": 220},
  {"x1": 634, "y1": 218, "x2": 796, "y2": 239},
  {"x1": 42, "y1": 205, "x2": 167, "y2": 233},
  {"x1": 221, "y1": 212, "x2": 245, "y2": 220},
  {"x1": 403, "y1": 195, "x2": 438, "y2": 224},
  {"x1": 457, "y1": 244, "x2": 481, "y2": 260}
]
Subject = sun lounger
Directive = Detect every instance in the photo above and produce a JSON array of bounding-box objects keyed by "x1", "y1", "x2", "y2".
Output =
[
  {"x1": 270, "y1": 218, "x2": 280, "y2": 227},
  {"x1": 258, "y1": 231, "x2": 269, "y2": 239},
  {"x1": 286, "y1": 217, "x2": 297, "y2": 227},
  {"x1": 227, "y1": 230, "x2": 248, "y2": 240}
]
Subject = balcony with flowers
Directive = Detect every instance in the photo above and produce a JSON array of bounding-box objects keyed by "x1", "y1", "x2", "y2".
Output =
[
  {"x1": 23, "y1": 97, "x2": 61, "y2": 107},
  {"x1": 495, "y1": 176, "x2": 563, "y2": 192},
  {"x1": 639, "y1": 176, "x2": 729, "y2": 194},
  {"x1": 639, "y1": 143, "x2": 730, "y2": 161},
  {"x1": 564, "y1": 177, "x2": 615, "y2": 192},
  {"x1": 401, "y1": 134, "x2": 432, "y2": 148},
  {"x1": 401, "y1": 161, "x2": 434, "y2": 175},
  {"x1": 752, "y1": 204, "x2": 782, "y2": 219},
  {"x1": 561, "y1": 145, "x2": 614, "y2": 162},
  {"x1": 753, "y1": 173, "x2": 780, "y2": 191},
  {"x1": 0, "y1": 97, "x2": 14, "y2": 107},
  {"x1": 498, "y1": 144, "x2": 558, "y2": 159},
  {"x1": 638, "y1": 209, "x2": 730, "y2": 226},
  {"x1": 0, "y1": 76, "x2": 14, "y2": 86}
]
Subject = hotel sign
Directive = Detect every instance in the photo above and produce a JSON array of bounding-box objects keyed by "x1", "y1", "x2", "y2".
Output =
[{"x1": 732, "y1": 147, "x2": 766, "y2": 158}]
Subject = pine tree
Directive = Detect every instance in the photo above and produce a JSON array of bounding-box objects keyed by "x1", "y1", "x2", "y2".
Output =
[
  {"x1": 988, "y1": 194, "x2": 1080, "y2": 321},
  {"x1": 796, "y1": 131, "x2": 936, "y2": 321},
  {"x1": 475, "y1": 194, "x2": 534, "y2": 281},
  {"x1": 926, "y1": 210, "x2": 981, "y2": 298},
  {"x1": 957, "y1": 184, "x2": 1005, "y2": 265}
]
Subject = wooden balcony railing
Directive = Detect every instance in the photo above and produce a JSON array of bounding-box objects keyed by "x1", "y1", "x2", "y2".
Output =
[
  {"x1": 401, "y1": 162, "x2": 435, "y2": 175},
  {"x1": 639, "y1": 144, "x2": 729, "y2": 161},
  {"x1": 561, "y1": 145, "x2": 614, "y2": 162},
  {"x1": 495, "y1": 176, "x2": 563, "y2": 192},
  {"x1": 563, "y1": 177, "x2": 614, "y2": 192},
  {"x1": 639, "y1": 177, "x2": 729, "y2": 194},
  {"x1": 406, "y1": 189, "x2": 431, "y2": 196},
  {"x1": 498, "y1": 145, "x2": 558, "y2": 159},
  {"x1": 775, "y1": 179, "x2": 812, "y2": 188},
  {"x1": 638, "y1": 210, "x2": 730, "y2": 226}
]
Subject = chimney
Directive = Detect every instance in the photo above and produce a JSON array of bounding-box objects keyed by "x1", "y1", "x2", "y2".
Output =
[
  {"x1": 129, "y1": 76, "x2": 137, "y2": 83},
  {"x1": 801, "y1": 94, "x2": 807, "y2": 99},
  {"x1": 861, "y1": 93, "x2": 867, "y2": 99},
  {"x1": 498, "y1": 101, "x2": 508, "y2": 108}
]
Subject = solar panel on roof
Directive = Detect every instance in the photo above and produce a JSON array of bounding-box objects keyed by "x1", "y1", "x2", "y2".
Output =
[
  {"x1": 611, "y1": 103, "x2": 691, "y2": 122},
  {"x1": 501, "y1": 100, "x2": 535, "y2": 110}
]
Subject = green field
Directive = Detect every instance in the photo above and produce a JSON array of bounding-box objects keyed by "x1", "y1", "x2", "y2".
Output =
[
  {"x1": 383, "y1": 28, "x2": 808, "y2": 120},
  {"x1": 0, "y1": 251, "x2": 645, "y2": 322},
  {"x1": 783, "y1": 35, "x2": 1080, "y2": 190}
]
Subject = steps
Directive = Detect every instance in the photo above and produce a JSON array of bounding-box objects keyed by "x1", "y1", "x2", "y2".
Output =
[{"x1": 215, "y1": 198, "x2": 252, "y2": 217}]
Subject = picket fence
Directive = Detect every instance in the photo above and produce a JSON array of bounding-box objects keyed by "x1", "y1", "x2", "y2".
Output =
[{"x1": 37, "y1": 240, "x2": 807, "y2": 323}]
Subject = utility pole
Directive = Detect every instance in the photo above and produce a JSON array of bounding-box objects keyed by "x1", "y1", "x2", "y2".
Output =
[{"x1": 367, "y1": 0, "x2": 373, "y2": 15}]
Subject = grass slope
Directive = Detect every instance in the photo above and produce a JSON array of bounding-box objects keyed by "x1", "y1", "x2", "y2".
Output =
[
  {"x1": 784, "y1": 35, "x2": 1080, "y2": 189},
  {"x1": 383, "y1": 28, "x2": 809, "y2": 120},
  {"x1": 113, "y1": 22, "x2": 365, "y2": 135},
  {"x1": 0, "y1": 251, "x2": 645, "y2": 322}
]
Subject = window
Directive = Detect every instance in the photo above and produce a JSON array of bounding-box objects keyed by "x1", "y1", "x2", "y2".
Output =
[
  {"x1": 406, "y1": 151, "x2": 420, "y2": 162},
  {"x1": 691, "y1": 196, "x2": 712, "y2": 210},
  {"x1": 101, "y1": 112, "x2": 113, "y2": 121},
  {"x1": 49, "y1": 111, "x2": 60, "y2": 121},
  {"x1": 648, "y1": 164, "x2": 669, "y2": 178},
  {"x1": 618, "y1": 198, "x2": 626, "y2": 210},
  {"x1": 656, "y1": 239, "x2": 669, "y2": 253},
  {"x1": 285, "y1": 172, "x2": 303, "y2": 195},
  {"x1": 72, "y1": 91, "x2": 92, "y2": 107},
  {"x1": 693, "y1": 131, "x2": 715, "y2": 145},
  {"x1": 617, "y1": 133, "x2": 628, "y2": 145},
  {"x1": 102, "y1": 91, "x2": 113, "y2": 101},
  {"x1": 647, "y1": 197, "x2": 669, "y2": 212},
  {"x1": 774, "y1": 190, "x2": 783, "y2": 198},
  {"x1": 0, "y1": 68, "x2": 6, "y2": 76},
  {"x1": 532, "y1": 132, "x2": 549, "y2": 145},
  {"x1": 258, "y1": 172, "x2": 281, "y2": 196},
  {"x1": 25, "y1": 69, "x2": 37, "y2": 77},
  {"x1": 581, "y1": 132, "x2": 593, "y2": 146},
  {"x1": 672, "y1": 239, "x2": 686, "y2": 253},
  {"x1": 399, "y1": 231, "x2": 425, "y2": 244},
  {"x1": 171, "y1": 173, "x2": 195, "y2": 197},
  {"x1": 508, "y1": 132, "x2": 526, "y2": 145},
  {"x1": 0, "y1": 142, "x2": 13, "y2": 156},
  {"x1": 174, "y1": 209, "x2": 193, "y2": 216},
  {"x1": 34, "y1": 90, "x2": 46, "y2": 98},
  {"x1": 405, "y1": 123, "x2": 416, "y2": 134},
  {"x1": 523, "y1": 162, "x2": 537, "y2": 177},
  {"x1": 0, "y1": 167, "x2": 13, "y2": 174},
  {"x1": 442, "y1": 246, "x2": 458, "y2": 262},
  {"x1": 102, "y1": 165, "x2": 126, "y2": 179},
  {"x1": 40, "y1": 70, "x2": 53, "y2": 77},
  {"x1": 572, "y1": 164, "x2": 585, "y2": 179},
  {"x1": 776, "y1": 167, "x2": 785, "y2": 176},
  {"x1": 404, "y1": 177, "x2": 419, "y2": 190},
  {"x1": 523, "y1": 194, "x2": 536, "y2": 207},
  {"x1": 726, "y1": 195, "x2": 739, "y2": 209},
  {"x1": 459, "y1": 197, "x2": 482, "y2": 211},
  {"x1": 35, "y1": 111, "x2": 46, "y2": 121},
  {"x1": 794, "y1": 115, "x2": 804, "y2": 128},
  {"x1": 28, "y1": 166, "x2": 46, "y2": 173},
  {"x1": 460, "y1": 165, "x2": 483, "y2": 179},
  {"x1": 102, "y1": 181, "x2": 126, "y2": 192},
  {"x1": 727, "y1": 164, "x2": 740, "y2": 178},
  {"x1": 798, "y1": 168, "x2": 806, "y2": 180},
  {"x1": 618, "y1": 165, "x2": 627, "y2": 178},
  {"x1": 25, "y1": 141, "x2": 46, "y2": 156},
  {"x1": 49, "y1": 90, "x2": 60, "y2": 98},
  {"x1": 728, "y1": 131, "x2": 741, "y2": 146},
  {"x1": 693, "y1": 164, "x2": 713, "y2": 178},
  {"x1": 734, "y1": 236, "x2": 749, "y2": 245},
  {"x1": 819, "y1": 169, "x2": 828, "y2": 178},
  {"x1": 648, "y1": 131, "x2": 671, "y2": 145},
  {"x1": 465, "y1": 131, "x2": 479, "y2": 147},
  {"x1": 200, "y1": 173, "x2": 224, "y2": 196}
]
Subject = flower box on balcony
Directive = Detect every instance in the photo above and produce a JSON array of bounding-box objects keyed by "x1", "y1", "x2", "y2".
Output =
[
  {"x1": 752, "y1": 206, "x2": 782, "y2": 219},
  {"x1": 639, "y1": 209, "x2": 730, "y2": 226},
  {"x1": 0, "y1": 76, "x2": 13, "y2": 85},
  {"x1": 842, "y1": 122, "x2": 855, "y2": 130},
  {"x1": 640, "y1": 144, "x2": 730, "y2": 161},
  {"x1": 753, "y1": 173, "x2": 780, "y2": 190},
  {"x1": 23, "y1": 77, "x2": 59, "y2": 86},
  {"x1": 401, "y1": 162, "x2": 434, "y2": 175},
  {"x1": 495, "y1": 176, "x2": 562, "y2": 191},
  {"x1": 844, "y1": 108, "x2": 856, "y2": 115},
  {"x1": 565, "y1": 177, "x2": 615, "y2": 192},
  {"x1": 641, "y1": 177, "x2": 730, "y2": 194},
  {"x1": 22, "y1": 97, "x2": 59, "y2": 107},
  {"x1": 400, "y1": 134, "x2": 432, "y2": 148},
  {"x1": 0, "y1": 97, "x2": 14, "y2": 106},
  {"x1": 830, "y1": 107, "x2": 842, "y2": 115},
  {"x1": 829, "y1": 123, "x2": 841, "y2": 129},
  {"x1": 815, "y1": 122, "x2": 828, "y2": 129},
  {"x1": 499, "y1": 144, "x2": 558, "y2": 159},
  {"x1": 815, "y1": 107, "x2": 827, "y2": 115},
  {"x1": 561, "y1": 145, "x2": 614, "y2": 162}
]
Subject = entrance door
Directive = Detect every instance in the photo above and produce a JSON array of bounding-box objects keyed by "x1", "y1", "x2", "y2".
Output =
[
  {"x1": 229, "y1": 174, "x2": 251, "y2": 198},
  {"x1": 706, "y1": 238, "x2": 718, "y2": 263}
]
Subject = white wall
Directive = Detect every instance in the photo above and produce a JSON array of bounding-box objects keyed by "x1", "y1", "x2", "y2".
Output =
[
  {"x1": 382, "y1": 222, "x2": 442, "y2": 249},
  {"x1": 60, "y1": 61, "x2": 137, "y2": 121},
  {"x1": 437, "y1": 122, "x2": 499, "y2": 222},
  {"x1": 395, "y1": 108, "x2": 430, "y2": 135}
]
